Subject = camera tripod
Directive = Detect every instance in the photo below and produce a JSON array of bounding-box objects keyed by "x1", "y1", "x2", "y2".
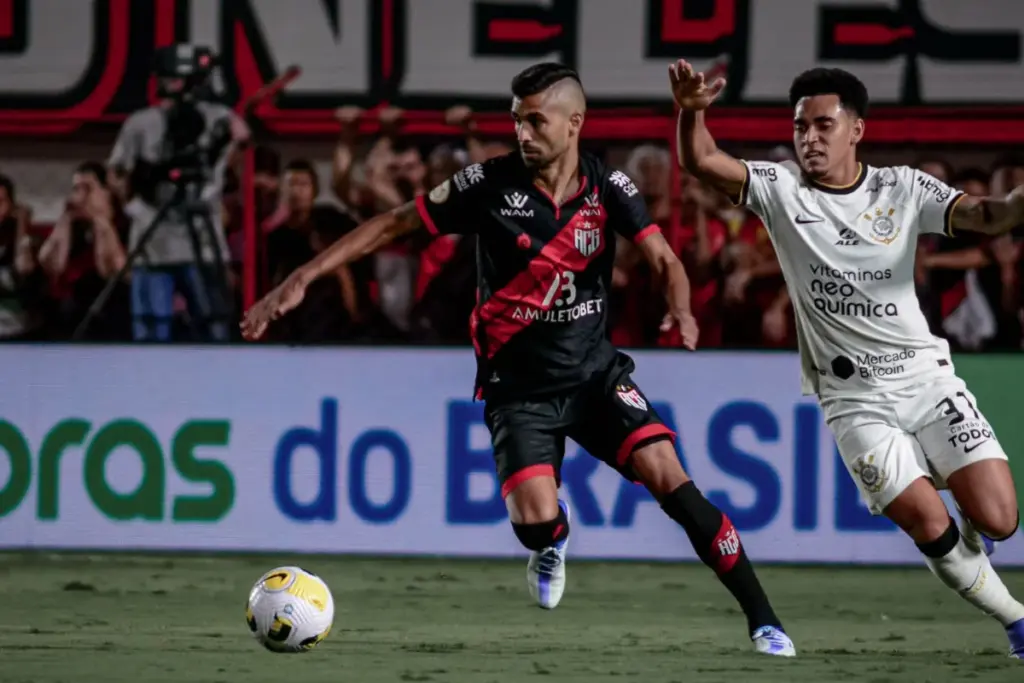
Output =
[{"x1": 71, "y1": 180, "x2": 233, "y2": 342}]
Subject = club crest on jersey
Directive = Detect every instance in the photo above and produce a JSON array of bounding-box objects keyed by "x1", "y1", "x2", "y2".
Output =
[
  {"x1": 574, "y1": 220, "x2": 602, "y2": 257},
  {"x1": 863, "y1": 207, "x2": 901, "y2": 245},
  {"x1": 616, "y1": 385, "x2": 647, "y2": 411},
  {"x1": 501, "y1": 192, "x2": 534, "y2": 217}
]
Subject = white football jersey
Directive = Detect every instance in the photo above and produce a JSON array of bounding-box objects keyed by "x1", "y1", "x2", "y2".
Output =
[{"x1": 739, "y1": 161, "x2": 963, "y2": 397}]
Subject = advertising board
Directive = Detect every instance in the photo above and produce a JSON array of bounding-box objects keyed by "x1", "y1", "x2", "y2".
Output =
[{"x1": 1, "y1": 346, "x2": 1020, "y2": 565}]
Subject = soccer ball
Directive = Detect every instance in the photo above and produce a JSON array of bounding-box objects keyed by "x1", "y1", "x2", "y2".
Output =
[{"x1": 245, "y1": 566, "x2": 334, "y2": 653}]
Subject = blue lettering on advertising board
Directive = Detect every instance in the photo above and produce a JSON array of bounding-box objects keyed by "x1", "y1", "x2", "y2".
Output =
[
  {"x1": 706, "y1": 402, "x2": 781, "y2": 531},
  {"x1": 273, "y1": 398, "x2": 413, "y2": 524},
  {"x1": 349, "y1": 429, "x2": 411, "y2": 524},
  {"x1": 793, "y1": 404, "x2": 820, "y2": 530},
  {"x1": 446, "y1": 401, "x2": 504, "y2": 525},
  {"x1": 274, "y1": 398, "x2": 338, "y2": 521},
  {"x1": 275, "y1": 396, "x2": 898, "y2": 535}
]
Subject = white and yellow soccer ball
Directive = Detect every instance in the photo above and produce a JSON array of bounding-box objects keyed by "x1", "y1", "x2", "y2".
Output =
[{"x1": 245, "y1": 566, "x2": 334, "y2": 653}]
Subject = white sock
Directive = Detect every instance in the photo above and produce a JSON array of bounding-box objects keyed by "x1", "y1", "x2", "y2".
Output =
[{"x1": 924, "y1": 527, "x2": 1024, "y2": 627}]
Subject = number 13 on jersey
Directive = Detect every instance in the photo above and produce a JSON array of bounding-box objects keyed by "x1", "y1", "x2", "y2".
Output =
[{"x1": 542, "y1": 271, "x2": 577, "y2": 308}]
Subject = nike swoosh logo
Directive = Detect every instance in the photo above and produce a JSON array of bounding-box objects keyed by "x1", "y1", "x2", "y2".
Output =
[
  {"x1": 795, "y1": 216, "x2": 824, "y2": 224},
  {"x1": 964, "y1": 439, "x2": 991, "y2": 453}
]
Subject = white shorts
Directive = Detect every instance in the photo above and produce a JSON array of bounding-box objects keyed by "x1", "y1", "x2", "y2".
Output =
[{"x1": 821, "y1": 375, "x2": 1008, "y2": 515}]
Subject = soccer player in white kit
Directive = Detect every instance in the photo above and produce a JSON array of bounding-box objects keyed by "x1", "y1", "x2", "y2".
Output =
[{"x1": 670, "y1": 60, "x2": 1024, "y2": 658}]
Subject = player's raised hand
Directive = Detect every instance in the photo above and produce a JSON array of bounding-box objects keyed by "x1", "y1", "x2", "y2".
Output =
[
  {"x1": 240, "y1": 272, "x2": 309, "y2": 341},
  {"x1": 661, "y1": 309, "x2": 700, "y2": 351},
  {"x1": 669, "y1": 59, "x2": 726, "y2": 111}
]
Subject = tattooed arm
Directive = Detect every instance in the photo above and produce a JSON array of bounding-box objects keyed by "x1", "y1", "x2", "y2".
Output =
[{"x1": 949, "y1": 186, "x2": 1024, "y2": 236}]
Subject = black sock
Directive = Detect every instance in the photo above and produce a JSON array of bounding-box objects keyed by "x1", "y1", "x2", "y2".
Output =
[
  {"x1": 661, "y1": 481, "x2": 782, "y2": 635},
  {"x1": 511, "y1": 506, "x2": 570, "y2": 551},
  {"x1": 915, "y1": 517, "x2": 960, "y2": 558}
]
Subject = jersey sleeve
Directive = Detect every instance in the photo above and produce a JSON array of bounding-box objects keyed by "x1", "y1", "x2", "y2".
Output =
[
  {"x1": 415, "y1": 163, "x2": 488, "y2": 236},
  {"x1": 604, "y1": 169, "x2": 661, "y2": 244},
  {"x1": 905, "y1": 167, "x2": 965, "y2": 237},
  {"x1": 734, "y1": 160, "x2": 786, "y2": 224}
]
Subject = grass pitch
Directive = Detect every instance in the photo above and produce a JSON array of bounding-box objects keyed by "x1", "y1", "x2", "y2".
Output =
[{"x1": 0, "y1": 554, "x2": 1020, "y2": 682}]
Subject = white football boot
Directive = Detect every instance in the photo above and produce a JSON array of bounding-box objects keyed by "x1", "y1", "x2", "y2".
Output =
[
  {"x1": 527, "y1": 498, "x2": 570, "y2": 609},
  {"x1": 751, "y1": 626, "x2": 797, "y2": 657}
]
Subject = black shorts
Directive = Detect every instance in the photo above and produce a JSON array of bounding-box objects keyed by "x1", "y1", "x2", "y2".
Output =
[{"x1": 484, "y1": 353, "x2": 676, "y2": 498}]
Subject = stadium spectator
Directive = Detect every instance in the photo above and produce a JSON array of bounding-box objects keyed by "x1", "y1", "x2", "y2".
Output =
[
  {"x1": 988, "y1": 156, "x2": 1024, "y2": 348},
  {"x1": 263, "y1": 159, "x2": 365, "y2": 343},
  {"x1": 222, "y1": 144, "x2": 281, "y2": 274},
  {"x1": 253, "y1": 144, "x2": 283, "y2": 225},
  {"x1": 923, "y1": 168, "x2": 999, "y2": 350},
  {"x1": 915, "y1": 156, "x2": 955, "y2": 185},
  {"x1": 718, "y1": 193, "x2": 784, "y2": 347},
  {"x1": 609, "y1": 145, "x2": 669, "y2": 347},
  {"x1": 991, "y1": 155, "x2": 1024, "y2": 196},
  {"x1": 4, "y1": 110, "x2": 1022, "y2": 350},
  {"x1": 670, "y1": 176, "x2": 731, "y2": 348},
  {"x1": 37, "y1": 162, "x2": 129, "y2": 340},
  {"x1": 444, "y1": 105, "x2": 513, "y2": 165},
  {"x1": 332, "y1": 107, "x2": 421, "y2": 334},
  {"x1": 0, "y1": 174, "x2": 47, "y2": 340}
]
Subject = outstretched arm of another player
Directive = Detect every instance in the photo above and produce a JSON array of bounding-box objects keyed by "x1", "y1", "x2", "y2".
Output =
[
  {"x1": 637, "y1": 231, "x2": 699, "y2": 350},
  {"x1": 240, "y1": 201, "x2": 423, "y2": 340},
  {"x1": 950, "y1": 186, "x2": 1024, "y2": 236},
  {"x1": 670, "y1": 60, "x2": 747, "y2": 203}
]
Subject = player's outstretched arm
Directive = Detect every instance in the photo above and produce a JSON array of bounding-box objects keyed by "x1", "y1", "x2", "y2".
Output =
[
  {"x1": 240, "y1": 201, "x2": 422, "y2": 340},
  {"x1": 669, "y1": 60, "x2": 747, "y2": 202},
  {"x1": 637, "y1": 231, "x2": 699, "y2": 350},
  {"x1": 300, "y1": 200, "x2": 422, "y2": 282},
  {"x1": 950, "y1": 186, "x2": 1024, "y2": 236}
]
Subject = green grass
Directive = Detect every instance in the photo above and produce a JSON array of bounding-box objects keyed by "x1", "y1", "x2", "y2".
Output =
[{"x1": 0, "y1": 554, "x2": 1021, "y2": 683}]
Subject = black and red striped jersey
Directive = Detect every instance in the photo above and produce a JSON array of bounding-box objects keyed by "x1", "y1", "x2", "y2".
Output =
[{"x1": 415, "y1": 151, "x2": 660, "y2": 400}]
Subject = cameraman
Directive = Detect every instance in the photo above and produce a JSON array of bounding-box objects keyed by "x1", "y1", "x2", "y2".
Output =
[{"x1": 107, "y1": 45, "x2": 249, "y2": 342}]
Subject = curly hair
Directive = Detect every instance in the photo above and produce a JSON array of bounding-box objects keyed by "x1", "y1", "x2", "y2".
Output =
[{"x1": 789, "y1": 68, "x2": 869, "y2": 118}]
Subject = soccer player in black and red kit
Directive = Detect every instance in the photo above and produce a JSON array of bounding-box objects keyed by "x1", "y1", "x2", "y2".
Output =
[{"x1": 242, "y1": 63, "x2": 795, "y2": 656}]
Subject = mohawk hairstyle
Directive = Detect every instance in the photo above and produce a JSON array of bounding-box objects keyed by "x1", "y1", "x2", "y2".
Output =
[
  {"x1": 789, "y1": 68, "x2": 869, "y2": 118},
  {"x1": 511, "y1": 62, "x2": 583, "y2": 99}
]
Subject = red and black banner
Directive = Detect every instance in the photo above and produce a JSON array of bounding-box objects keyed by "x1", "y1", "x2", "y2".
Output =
[{"x1": 0, "y1": 0, "x2": 1022, "y2": 142}]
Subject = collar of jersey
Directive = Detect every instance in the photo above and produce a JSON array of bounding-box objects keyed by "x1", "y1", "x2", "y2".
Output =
[
  {"x1": 805, "y1": 163, "x2": 865, "y2": 195},
  {"x1": 513, "y1": 156, "x2": 590, "y2": 208}
]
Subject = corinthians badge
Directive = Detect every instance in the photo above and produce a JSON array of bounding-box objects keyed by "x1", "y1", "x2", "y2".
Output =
[
  {"x1": 863, "y1": 207, "x2": 900, "y2": 245},
  {"x1": 853, "y1": 454, "x2": 887, "y2": 494}
]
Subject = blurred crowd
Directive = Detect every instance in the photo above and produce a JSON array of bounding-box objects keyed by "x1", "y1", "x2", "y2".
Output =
[{"x1": 1, "y1": 106, "x2": 1022, "y2": 352}]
